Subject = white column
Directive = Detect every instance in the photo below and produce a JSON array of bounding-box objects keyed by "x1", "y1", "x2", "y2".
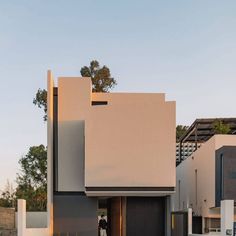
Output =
[
  {"x1": 47, "y1": 71, "x2": 54, "y2": 236},
  {"x1": 188, "y1": 208, "x2": 192, "y2": 235},
  {"x1": 221, "y1": 200, "x2": 234, "y2": 236},
  {"x1": 166, "y1": 196, "x2": 171, "y2": 236},
  {"x1": 17, "y1": 199, "x2": 26, "y2": 236}
]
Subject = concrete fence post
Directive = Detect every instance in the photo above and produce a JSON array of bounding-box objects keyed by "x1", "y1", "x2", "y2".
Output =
[
  {"x1": 221, "y1": 200, "x2": 234, "y2": 236},
  {"x1": 17, "y1": 199, "x2": 26, "y2": 236},
  {"x1": 188, "y1": 208, "x2": 192, "y2": 235}
]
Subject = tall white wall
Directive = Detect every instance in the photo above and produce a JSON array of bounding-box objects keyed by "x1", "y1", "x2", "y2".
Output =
[
  {"x1": 58, "y1": 78, "x2": 91, "y2": 191},
  {"x1": 47, "y1": 71, "x2": 54, "y2": 235}
]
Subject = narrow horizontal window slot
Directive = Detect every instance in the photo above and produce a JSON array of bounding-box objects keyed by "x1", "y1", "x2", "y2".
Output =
[{"x1": 91, "y1": 101, "x2": 108, "y2": 106}]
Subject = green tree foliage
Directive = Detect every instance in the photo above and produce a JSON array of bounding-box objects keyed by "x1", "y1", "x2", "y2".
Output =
[
  {"x1": 213, "y1": 120, "x2": 231, "y2": 134},
  {"x1": 0, "y1": 180, "x2": 15, "y2": 208},
  {"x1": 33, "y1": 60, "x2": 116, "y2": 121},
  {"x1": 33, "y1": 88, "x2": 47, "y2": 121},
  {"x1": 176, "y1": 125, "x2": 189, "y2": 142},
  {"x1": 15, "y1": 145, "x2": 47, "y2": 211},
  {"x1": 80, "y1": 60, "x2": 117, "y2": 92}
]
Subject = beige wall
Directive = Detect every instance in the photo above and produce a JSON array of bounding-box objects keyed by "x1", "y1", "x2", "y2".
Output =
[
  {"x1": 85, "y1": 95, "x2": 175, "y2": 188},
  {"x1": 172, "y1": 135, "x2": 236, "y2": 218},
  {"x1": 0, "y1": 207, "x2": 15, "y2": 229},
  {"x1": 57, "y1": 77, "x2": 176, "y2": 194}
]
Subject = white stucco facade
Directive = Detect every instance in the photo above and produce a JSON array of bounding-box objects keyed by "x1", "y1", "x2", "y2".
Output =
[
  {"x1": 172, "y1": 135, "x2": 236, "y2": 233},
  {"x1": 56, "y1": 76, "x2": 176, "y2": 195},
  {"x1": 44, "y1": 72, "x2": 177, "y2": 236}
]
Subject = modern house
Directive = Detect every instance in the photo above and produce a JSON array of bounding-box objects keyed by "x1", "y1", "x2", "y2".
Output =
[
  {"x1": 47, "y1": 71, "x2": 176, "y2": 236},
  {"x1": 172, "y1": 119, "x2": 236, "y2": 234},
  {"x1": 176, "y1": 118, "x2": 236, "y2": 165}
]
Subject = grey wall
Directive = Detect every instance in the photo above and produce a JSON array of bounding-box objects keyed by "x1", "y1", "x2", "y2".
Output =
[
  {"x1": 165, "y1": 196, "x2": 171, "y2": 236},
  {"x1": 15, "y1": 212, "x2": 47, "y2": 228},
  {"x1": 215, "y1": 146, "x2": 236, "y2": 207},
  {"x1": 53, "y1": 194, "x2": 98, "y2": 236},
  {"x1": 58, "y1": 121, "x2": 85, "y2": 191}
]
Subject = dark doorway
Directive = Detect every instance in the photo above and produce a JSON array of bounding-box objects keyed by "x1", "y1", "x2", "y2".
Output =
[
  {"x1": 126, "y1": 197, "x2": 165, "y2": 236},
  {"x1": 193, "y1": 216, "x2": 202, "y2": 234},
  {"x1": 98, "y1": 198, "x2": 109, "y2": 236},
  {"x1": 98, "y1": 197, "x2": 122, "y2": 236}
]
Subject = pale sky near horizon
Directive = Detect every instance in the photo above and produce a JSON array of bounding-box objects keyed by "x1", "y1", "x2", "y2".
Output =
[{"x1": 0, "y1": 0, "x2": 236, "y2": 189}]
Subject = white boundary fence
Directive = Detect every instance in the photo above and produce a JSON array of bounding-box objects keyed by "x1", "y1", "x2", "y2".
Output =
[
  {"x1": 15, "y1": 211, "x2": 47, "y2": 228},
  {"x1": 17, "y1": 199, "x2": 48, "y2": 236},
  {"x1": 188, "y1": 200, "x2": 234, "y2": 236},
  {"x1": 17, "y1": 199, "x2": 234, "y2": 236}
]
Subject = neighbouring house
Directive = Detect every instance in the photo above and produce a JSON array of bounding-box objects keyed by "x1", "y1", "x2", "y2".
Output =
[
  {"x1": 176, "y1": 118, "x2": 236, "y2": 165},
  {"x1": 176, "y1": 142, "x2": 201, "y2": 165},
  {"x1": 172, "y1": 118, "x2": 236, "y2": 234},
  {"x1": 46, "y1": 71, "x2": 176, "y2": 236}
]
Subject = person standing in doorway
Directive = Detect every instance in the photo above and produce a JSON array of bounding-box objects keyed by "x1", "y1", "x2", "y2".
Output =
[{"x1": 99, "y1": 214, "x2": 107, "y2": 236}]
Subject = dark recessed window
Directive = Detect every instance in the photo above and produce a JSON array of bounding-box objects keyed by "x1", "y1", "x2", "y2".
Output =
[{"x1": 91, "y1": 101, "x2": 108, "y2": 106}]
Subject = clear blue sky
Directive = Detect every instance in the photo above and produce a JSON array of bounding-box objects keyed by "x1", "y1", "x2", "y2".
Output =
[{"x1": 0, "y1": 0, "x2": 236, "y2": 189}]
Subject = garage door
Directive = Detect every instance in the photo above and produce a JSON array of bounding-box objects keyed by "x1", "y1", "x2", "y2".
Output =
[{"x1": 126, "y1": 197, "x2": 165, "y2": 236}]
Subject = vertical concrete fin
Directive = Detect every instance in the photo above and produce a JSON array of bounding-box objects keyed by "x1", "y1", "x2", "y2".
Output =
[
  {"x1": 17, "y1": 199, "x2": 26, "y2": 236},
  {"x1": 47, "y1": 70, "x2": 54, "y2": 236},
  {"x1": 221, "y1": 200, "x2": 234, "y2": 236}
]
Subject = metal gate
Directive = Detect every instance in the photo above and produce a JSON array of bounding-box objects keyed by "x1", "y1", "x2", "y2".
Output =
[
  {"x1": 126, "y1": 197, "x2": 165, "y2": 236},
  {"x1": 171, "y1": 211, "x2": 188, "y2": 236}
]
